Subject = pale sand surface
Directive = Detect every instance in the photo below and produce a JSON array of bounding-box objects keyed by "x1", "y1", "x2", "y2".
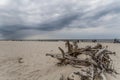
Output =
[{"x1": 0, "y1": 41, "x2": 120, "y2": 80}]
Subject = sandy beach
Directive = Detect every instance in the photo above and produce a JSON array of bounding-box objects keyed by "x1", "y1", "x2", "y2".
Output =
[{"x1": 0, "y1": 41, "x2": 119, "y2": 80}]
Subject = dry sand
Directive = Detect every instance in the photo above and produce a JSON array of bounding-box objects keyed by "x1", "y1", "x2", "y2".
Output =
[{"x1": 0, "y1": 41, "x2": 120, "y2": 80}]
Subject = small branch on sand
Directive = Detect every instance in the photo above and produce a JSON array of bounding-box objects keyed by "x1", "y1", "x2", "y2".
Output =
[{"x1": 59, "y1": 75, "x2": 65, "y2": 80}]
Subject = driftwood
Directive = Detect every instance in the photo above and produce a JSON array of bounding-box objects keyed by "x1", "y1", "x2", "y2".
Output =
[
  {"x1": 46, "y1": 41, "x2": 117, "y2": 80},
  {"x1": 59, "y1": 75, "x2": 65, "y2": 80}
]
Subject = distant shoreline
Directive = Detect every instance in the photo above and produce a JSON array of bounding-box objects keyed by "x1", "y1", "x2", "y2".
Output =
[{"x1": 0, "y1": 39, "x2": 119, "y2": 43}]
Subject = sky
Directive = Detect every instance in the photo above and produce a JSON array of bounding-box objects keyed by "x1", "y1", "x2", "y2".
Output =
[{"x1": 0, "y1": 0, "x2": 120, "y2": 40}]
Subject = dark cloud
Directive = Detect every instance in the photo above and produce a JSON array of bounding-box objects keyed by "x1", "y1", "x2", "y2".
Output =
[
  {"x1": 37, "y1": 13, "x2": 79, "y2": 31},
  {"x1": 0, "y1": 13, "x2": 79, "y2": 39},
  {"x1": 0, "y1": 0, "x2": 120, "y2": 39}
]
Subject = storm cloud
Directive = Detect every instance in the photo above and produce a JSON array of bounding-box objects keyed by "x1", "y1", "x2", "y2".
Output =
[{"x1": 0, "y1": 0, "x2": 120, "y2": 39}]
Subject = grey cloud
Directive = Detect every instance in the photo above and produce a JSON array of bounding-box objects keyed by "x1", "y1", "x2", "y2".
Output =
[
  {"x1": 37, "y1": 13, "x2": 79, "y2": 31},
  {"x1": 0, "y1": 0, "x2": 120, "y2": 39},
  {"x1": 0, "y1": 13, "x2": 79, "y2": 39}
]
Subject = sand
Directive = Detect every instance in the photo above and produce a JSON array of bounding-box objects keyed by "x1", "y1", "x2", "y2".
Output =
[{"x1": 0, "y1": 41, "x2": 119, "y2": 80}]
